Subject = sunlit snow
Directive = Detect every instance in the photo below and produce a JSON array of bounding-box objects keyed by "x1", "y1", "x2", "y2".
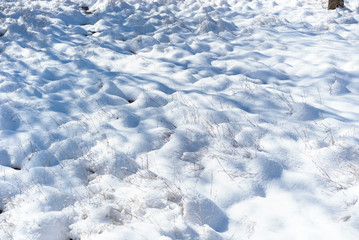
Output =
[{"x1": 1, "y1": 0, "x2": 359, "y2": 239}]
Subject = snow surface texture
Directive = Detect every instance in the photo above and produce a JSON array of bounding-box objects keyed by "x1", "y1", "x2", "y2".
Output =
[{"x1": 1, "y1": 0, "x2": 359, "y2": 239}]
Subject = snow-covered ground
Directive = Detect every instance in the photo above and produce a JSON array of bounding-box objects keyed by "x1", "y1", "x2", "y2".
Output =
[{"x1": 1, "y1": 0, "x2": 359, "y2": 239}]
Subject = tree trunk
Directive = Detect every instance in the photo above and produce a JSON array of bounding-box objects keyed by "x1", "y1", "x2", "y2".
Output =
[{"x1": 328, "y1": 0, "x2": 344, "y2": 10}]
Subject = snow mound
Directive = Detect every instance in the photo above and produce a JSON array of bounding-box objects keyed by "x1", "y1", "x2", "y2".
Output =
[{"x1": 291, "y1": 103, "x2": 322, "y2": 121}]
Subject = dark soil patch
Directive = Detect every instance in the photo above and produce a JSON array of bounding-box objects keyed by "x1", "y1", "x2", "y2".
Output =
[{"x1": 80, "y1": 6, "x2": 93, "y2": 15}]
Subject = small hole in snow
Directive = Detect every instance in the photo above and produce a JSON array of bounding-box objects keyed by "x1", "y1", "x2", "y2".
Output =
[
  {"x1": 84, "y1": 31, "x2": 96, "y2": 36},
  {"x1": 12, "y1": 167, "x2": 21, "y2": 171},
  {"x1": 0, "y1": 209, "x2": 3, "y2": 214},
  {"x1": 128, "y1": 99, "x2": 135, "y2": 103},
  {"x1": 341, "y1": 216, "x2": 351, "y2": 222}
]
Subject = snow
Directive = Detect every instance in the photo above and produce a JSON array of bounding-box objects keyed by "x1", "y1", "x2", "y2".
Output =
[{"x1": 0, "y1": 0, "x2": 359, "y2": 239}]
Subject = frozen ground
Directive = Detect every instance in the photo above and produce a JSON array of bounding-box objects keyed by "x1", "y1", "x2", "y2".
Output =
[{"x1": 1, "y1": 0, "x2": 359, "y2": 239}]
